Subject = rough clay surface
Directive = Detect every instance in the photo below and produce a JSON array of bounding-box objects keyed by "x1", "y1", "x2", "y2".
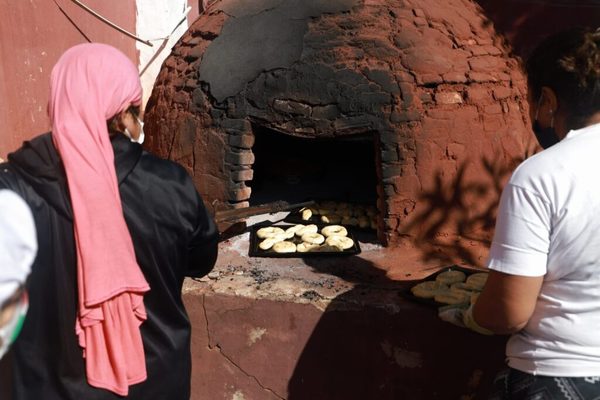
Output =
[{"x1": 145, "y1": 0, "x2": 535, "y2": 258}]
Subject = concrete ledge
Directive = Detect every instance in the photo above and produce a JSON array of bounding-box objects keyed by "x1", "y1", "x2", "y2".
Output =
[
  {"x1": 184, "y1": 232, "x2": 506, "y2": 400},
  {"x1": 185, "y1": 288, "x2": 506, "y2": 400}
]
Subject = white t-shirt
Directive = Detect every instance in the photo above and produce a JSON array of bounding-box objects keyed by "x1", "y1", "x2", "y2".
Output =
[
  {"x1": 0, "y1": 189, "x2": 37, "y2": 304},
  {"x1": 488, "y1": 122, "x2": 600, "y2": 377}
]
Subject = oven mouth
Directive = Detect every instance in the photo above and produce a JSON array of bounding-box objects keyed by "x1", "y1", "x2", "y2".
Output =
[{"x1": 248, "y1": 125, "x2": 379, "y2": 207}]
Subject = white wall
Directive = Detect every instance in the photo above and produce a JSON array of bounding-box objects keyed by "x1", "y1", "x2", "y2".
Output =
[{"x1": 136, "y1": 1, "x2": 193, "y2": 108}]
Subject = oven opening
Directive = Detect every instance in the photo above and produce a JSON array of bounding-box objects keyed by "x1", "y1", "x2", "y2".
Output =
[{"x1": 249, "y1": 125, "x2": 378, "y2": 208}]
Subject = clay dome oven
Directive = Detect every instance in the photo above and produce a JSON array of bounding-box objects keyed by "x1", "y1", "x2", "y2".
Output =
[{"x1": 145, "y1": 0, "x2": 533, "y2": 247}]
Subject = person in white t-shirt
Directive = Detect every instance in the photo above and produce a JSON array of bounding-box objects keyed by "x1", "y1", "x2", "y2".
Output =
[
  {"x1": 471, "y1": 27, "x2": 600, "y2": 399},
  {"x1": 0, "y1": 189, "x2": 37, "y2": 359}
]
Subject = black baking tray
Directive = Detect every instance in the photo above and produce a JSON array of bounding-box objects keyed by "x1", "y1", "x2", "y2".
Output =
[
  {"x1": 248, "y1": 225, "x2": 361, "y2": 258},
  {"x1": 400, "y1": 265, "x2": 486, "y2": 308}
]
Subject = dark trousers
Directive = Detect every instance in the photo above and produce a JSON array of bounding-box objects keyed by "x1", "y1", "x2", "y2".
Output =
[{"x1": 488, "y1": 368, "x2": 600, "y2": 400}]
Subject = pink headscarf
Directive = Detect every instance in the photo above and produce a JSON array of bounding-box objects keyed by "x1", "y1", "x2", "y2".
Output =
[{"x1": 49, "y1": 43, "x2": 150, "y2": 396}]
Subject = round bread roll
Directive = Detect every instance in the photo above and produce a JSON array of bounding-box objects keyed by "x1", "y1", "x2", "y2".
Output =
[
  {"x1": 295, "y1": 224, "x2": 318, "y2": 237},
  {"x1": 435, "y1": 270, "x2": 466, "y2": 285},
  {"x1": 285, "y1": 224, "x2": 305, "y2": 237},
  {"x1": 296, "y1": 242, "x2": 320, "y2": 253},
  {"x1": 258, "y1": 237, "x2": 278, "y2": 250},
  {"x1": 321, "y1": 214, "x2": 341, "y2": 224},
  {"x1": 297, "y1": 242, "x2": 321, "y2": 253},
  {"x1": 470, "y1": 292, "x2": 480, "y2": 305},
  {"x1": 321, "y1": 225, "x2": 348, "y2": 237},
  {"x1": 336, "y1": 202, "x2": 350, "y2": 210},
  {"x1": 352, "y1": 205, "x2": 365, "y2": 216},
  {"x1": 301, "y1": 208, "x2": 313, "y2": 221},
  {"x1": 365, "y1": 206, "x2": 377, "y2": 217},
  {"x1": 272, "y1": 241, "x2": 297, "y2": 253},
  {"x1": 325, "y1": 235, "x2": 354, "y2": 250},
  {"x1": 256, "y1": 226, "x2": 285, "y2": 239},
  {"x1": 341, "y1": 216, "x2": 359, "y2": 226},
  {"x1": 339, "y1": 210, "x2": 353, "y2": 219},
  {"x1": 370, "y1": 219, "x2": 378, "y2": 230},
  {"x1": 321, "y1": 201, "x2": 337, "y2": 210},
  {"x1": 450, "y1": 282, "x2": 474, "y2": 298},
  {"x1": 464, "y1": 272, "x2": 489, "y2": 290},
  {"x1": 301, "y1": 232, "x2": 325, "y2": 245},
  {"x1": 358, "y1": 216, "x2": 370, "y2": 229},
  {"x1": 434, "y1": 291, "x2": 469, "y2": 305},
  {"x1": 273, "y1": 232, "x2": 292, "y2": 241},
  {"x1": 410, "y1": 281, "x2": 447, "y2": 299}
]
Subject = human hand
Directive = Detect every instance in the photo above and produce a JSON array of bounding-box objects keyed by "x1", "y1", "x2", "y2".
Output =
[{"x1": 462, "y1": 303, "x2": 493, "y2": 335}]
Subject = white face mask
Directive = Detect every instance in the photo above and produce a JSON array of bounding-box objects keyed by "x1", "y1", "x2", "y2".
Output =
[
  {"x1": 0, "y1": 290, "x2": 28, "y2": 359},
  {"x1": 123, "y1": 116, "x2": 145, "y2": 145}
]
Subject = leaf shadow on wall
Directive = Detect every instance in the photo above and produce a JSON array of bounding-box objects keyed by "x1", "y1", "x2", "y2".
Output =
[{"x1": 402, "y1": 148, "x2": 536, "y2": 268}]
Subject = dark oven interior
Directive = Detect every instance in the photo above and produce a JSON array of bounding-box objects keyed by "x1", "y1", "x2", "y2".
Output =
[{"x1": 249, "y1": 125, "x2": 378, "y2": 209}]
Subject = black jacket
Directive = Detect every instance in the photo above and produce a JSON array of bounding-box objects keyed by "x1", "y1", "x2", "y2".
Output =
[{"x1": 0, "y1": 133, "x2": 218, "y2": 400}]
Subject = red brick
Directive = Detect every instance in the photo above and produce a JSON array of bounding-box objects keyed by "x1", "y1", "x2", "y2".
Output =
[
  {"x1": 420, "y1": 27, "x2": 454, "y2": 48},
  {"x1": 228, "y1": 134, "x2": 255, "y2": 149},
  {"x1": 231, "y1": 169, "x2": 254, "y2": 182},
  {"x1": 466, "y1": 87, "x2": 490, "y2": 102},
  {"x1": 468, "y1": 72, "x2": 498, "y2": 82},
  {"x1": 413, "y1": 8, "x2": 425, "y2": 17},
  {"x1": 468, "y1": 46, "x2": 489, "y2": 56},
  {"x1": 484, "y1": 104, "x2": 503, "y2": 114},
  {"x1": 484, "y1": 45, "x2": 503, "y2": 55},
  {"x1": 435, "y1": 91, "x2": 463, "y2": 105},
  {"x1": 228, "y1": 186, "x2": 252, "y2": 202},
  {"x1": 468, "y1": 56, "x2": 505, "y2": 72},
  {"x1": 403, "y1": 47, "x2": 452, "y2": 76},
  {"x1": 493, "y1": 87, "x2": 512, "y2": 100},
  {"x1": 417, "y1": 73, "x2": 443, "y2": 85},
  {"x1": 394, "y1": 71, "x2": 415, "y2": 83},
  {"x1": 225, "y1": 150, "x2": 255, "y2": 166},
  {"x1": 442, "y1": 72, "x2": 467, "y2": 83},
  {"x1": 414, "y1": 17, "x2": 428, "y2": 26}
]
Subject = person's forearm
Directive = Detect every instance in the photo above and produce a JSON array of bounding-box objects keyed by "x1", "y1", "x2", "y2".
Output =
[
  {"x1": 472, "y1": 301, "x2": 527, "y2": 334},
  {"x1": 472, "y1": 270, "x2": 543, "y2": 334}
]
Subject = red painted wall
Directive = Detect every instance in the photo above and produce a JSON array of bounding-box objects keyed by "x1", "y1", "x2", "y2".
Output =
[
  {"x1": 0, "y1": 0, "x2": 138, "y2": 158},
  {"x1": 0, "y1": 0, "x2": 204, "y2": 159}
]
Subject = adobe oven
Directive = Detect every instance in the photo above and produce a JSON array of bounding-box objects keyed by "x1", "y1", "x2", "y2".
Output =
[{"x1": 144, "y1": 0, "x2": 533, "y2": 246}]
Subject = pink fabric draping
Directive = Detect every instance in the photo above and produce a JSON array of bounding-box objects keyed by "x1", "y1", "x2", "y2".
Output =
[{"x1": 48, "y1": 43, "x2": 150, "y2": 396}]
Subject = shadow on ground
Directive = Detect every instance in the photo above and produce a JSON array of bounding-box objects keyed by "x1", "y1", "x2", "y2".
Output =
[{"x1": 287, "y1": 255, "x2": 507, "y2": 400}]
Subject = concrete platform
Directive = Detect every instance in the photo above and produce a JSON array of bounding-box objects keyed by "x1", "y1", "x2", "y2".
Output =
[{"x1": 185, "y1": 214, "x2": 507, "y2": 400}]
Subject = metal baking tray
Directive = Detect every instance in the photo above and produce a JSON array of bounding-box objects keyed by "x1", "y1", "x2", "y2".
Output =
[
  {"x1": 400, "y1": 265, "x2": 487, "y2": 308},
  {"x1": 248, "y1": 225, "x2": 361, "y2": 258}
]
